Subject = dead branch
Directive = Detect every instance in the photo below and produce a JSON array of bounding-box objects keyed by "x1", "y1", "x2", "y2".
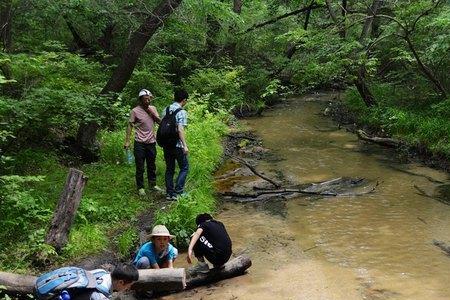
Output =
[
  {"x1": 226, "y1": 154, "x2": 281, "y2": 188},
  {"x1": 433, "y1": 240, "x2": 450, "y2": 256},
  {"x1": 220, "y1": 179, "x2": 378, "y2": 201},
  {"x1": 388, "y1": 165, "x2": 444, "y2": 184},
  {"x1": 357, "y1": 129, "x2": 403, "y2": 147},
  {"x1": 242, "y1": 3, "x2": 324, "y2": 34}
]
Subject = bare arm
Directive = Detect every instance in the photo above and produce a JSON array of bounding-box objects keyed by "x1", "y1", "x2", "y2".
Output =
[
  {"x1": 147, "y1": 105, "x2": 161, "y2": 124},
  {"x1": 178, "y1": 124, "x2": 188, "y2": 154},
  {"x1": 167, "y1": 260, "x2": 174, "y2": 268},
  {"x1": 187, "y1": 228, "x2": 203, "y2": 264}
]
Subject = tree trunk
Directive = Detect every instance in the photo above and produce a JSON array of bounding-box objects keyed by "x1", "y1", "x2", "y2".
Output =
[
  {"x1": 354, "y1": 66, "x2": 376, "y2": 107},
  {"x1": 340, "y1": 0, "x2": 347, "y2": 37},
  {"x1": 233, "y1": 0, "x2": 242, "y2": 13},
  {"x1": 76, "y1": 0, "x2": 183, "y2": 161},
  {"x1": 0, "y1": 268, "x2": 185, "y2": 297},
  {"x1": 360, "y1": 0, "x2": 382, "y2": 41},
  {"x1": 0, "y1": 0, "x2": 12, "y2": 51},
  {"x1": 0, "y1": 272, "x2": 37, "y2": 295},
  {"x1": 0, "y1": 256, "x2": 251, "y2": 297},
  {"x1": 98, "y1": 22, "x2": 115, "y2": 56},
  {"x1": 64, "y1": 16, "x2": 92, "y2": 52},
  {"x1": 132, "y1": 268, "x2": 186, "y2": 292},
  {"x1": 353, "y1": 0, "x2": 383, "y2": 107},
  {"x1": 101, "y1": 0, "x2": 182, "y2": 95},
  {"x1": 186, "y1": 255, "x2": 252, "y2": 289},
  {"x1": 45, "y1": 168, "x2": 88, "y2": 252}
]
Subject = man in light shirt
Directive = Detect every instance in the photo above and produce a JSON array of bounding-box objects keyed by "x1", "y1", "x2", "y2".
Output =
[{"x1": 124, "y1": 89, "x2": 162, "y2": 196}]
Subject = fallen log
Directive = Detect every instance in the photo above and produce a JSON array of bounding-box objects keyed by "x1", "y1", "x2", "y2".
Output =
[
  {"x1": 186, "y1": 255, "x2": 252, "y2": 289},
  {"x1": 0, "y1": 268, "x2": 186, "y2": 297},
  {"x1": 131, "y1": 268, "x2": 186, "y2": 292},
  {"x1": 0, "y1": 271, "x2": 37, "y2": 295},
  {"x1": 356, "y1": 129, "x2": 402, "y2": 148}
]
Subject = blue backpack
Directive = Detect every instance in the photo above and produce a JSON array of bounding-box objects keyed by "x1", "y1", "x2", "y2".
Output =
[{"x1": 35, "y1": 267, "x2": 111, "y2": 300}]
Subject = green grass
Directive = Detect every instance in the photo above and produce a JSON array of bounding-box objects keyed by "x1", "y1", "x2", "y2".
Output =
[
  {"x1": 344, "y1": 85, "x2": 450, "y2": 159},
  {"x1": 0, "y1": 100, "x2": 229, "y2": 271}
]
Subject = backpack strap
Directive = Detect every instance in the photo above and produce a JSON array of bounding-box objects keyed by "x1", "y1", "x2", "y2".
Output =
[
  {"x1": 172, "y1": 108, "x2": 183, "y2": 116},
  {"x1": 89, "y1": 269, "x2": 111, "y2": 297}
]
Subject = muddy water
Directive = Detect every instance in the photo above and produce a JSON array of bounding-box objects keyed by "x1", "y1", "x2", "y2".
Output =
[{"x1": 163, "y1": 93, "x2": 450, "y2": 300}]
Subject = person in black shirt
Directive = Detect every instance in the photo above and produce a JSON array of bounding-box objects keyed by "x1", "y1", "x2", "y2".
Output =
[{"x1": 186, "y1": 213, "x2": 232, "y2": 274}]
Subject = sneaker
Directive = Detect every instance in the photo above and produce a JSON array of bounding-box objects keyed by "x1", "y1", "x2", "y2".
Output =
[
  {"x1": 152, "y1": 185, "x2": 164, "y2": 193},
  {"x1": 165, "y1": 195, "x2": 177, "y2": 201},
  {"x1": 138, "y1": 188, "x2": 146, "y2": 196},
  {"x1": 188, "y1": 261, "x2": 210, "y2": 276}
]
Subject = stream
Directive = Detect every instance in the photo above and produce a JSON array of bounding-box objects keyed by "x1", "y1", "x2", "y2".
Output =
[{"x1": 162, "y1": 93, "x2": 450, "y2": 300}]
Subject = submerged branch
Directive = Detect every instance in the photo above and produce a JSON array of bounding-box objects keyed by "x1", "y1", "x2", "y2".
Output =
[{"x1": 226, "y1": 154, "x2": 281, "y2": 188}]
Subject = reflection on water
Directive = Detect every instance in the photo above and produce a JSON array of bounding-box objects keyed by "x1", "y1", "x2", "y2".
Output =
[{"x1": 162, "y1": 93, "x2": 450, "y2": 300}]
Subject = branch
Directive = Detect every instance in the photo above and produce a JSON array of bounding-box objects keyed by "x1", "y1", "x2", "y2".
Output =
[
  {"x1": 242, "y1": 3, "x2": 324, "y2": 34},
  {"x1": 226, "y1": 154, "x2": 281, "y2": 188},
  {"x1": 410, "y1": 0, "x2": 445, "y2": 33}
]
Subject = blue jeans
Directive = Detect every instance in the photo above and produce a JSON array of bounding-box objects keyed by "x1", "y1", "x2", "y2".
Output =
[
  {"x1": 163, "y1": 147, "x2": 189, "y2": 196},
  {"x1": 134, "y1": 141, "x2": 157, "y2": 190}
]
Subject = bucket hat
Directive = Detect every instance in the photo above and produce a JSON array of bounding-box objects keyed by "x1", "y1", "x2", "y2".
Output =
[{"x1": 149, "y1": 225, "x2": 175, "y2": 238}]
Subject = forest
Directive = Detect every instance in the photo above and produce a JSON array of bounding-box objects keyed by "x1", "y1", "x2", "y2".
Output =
[{"x1": 0, "y1": 0, "x2": 449, "y2": 278}]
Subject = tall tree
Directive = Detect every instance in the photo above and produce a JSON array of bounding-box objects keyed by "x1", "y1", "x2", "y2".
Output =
[
  {"x1": 353, "y1": 0, "x2": 383, "y2": 107},
  {"x1": 0, "y1": 0, "x2": 12, "y2": 51},
  {"x1": 76, "y1": 0, "x2": 183, "y2": 160}
]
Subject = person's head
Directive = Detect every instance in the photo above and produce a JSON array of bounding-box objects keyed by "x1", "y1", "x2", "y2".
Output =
[
  {"x1": 149, "y1": 225, "x2": 174, "y2": 252},
  {"x1": 174, "y1": 88, "x2": 189, "y2": 107},
  {"x1": 138, "y1": 89, "x2": 153, "y2": 106},
  {"x1": 195, "y1": 213, "x2": 213, "y2": 226},
  {"x1": 111, "y1": 263, "x2": 139, "y2": 292}
]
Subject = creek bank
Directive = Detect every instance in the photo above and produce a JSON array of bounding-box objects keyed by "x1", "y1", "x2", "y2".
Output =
[
  {"x1": 326, "y1": 97, "x2": 450, "y2": 174},
  {"x1": 218, "y1": 130, "x2": 378, "y2": 203}
]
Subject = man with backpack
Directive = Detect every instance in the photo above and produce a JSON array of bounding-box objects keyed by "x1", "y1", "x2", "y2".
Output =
[
  {"x1": 35, "y1": 263, "x2": 139, "y2": 300},
  {"x1": 156, "y1": 89, "x2": 189, "y2": 200}
]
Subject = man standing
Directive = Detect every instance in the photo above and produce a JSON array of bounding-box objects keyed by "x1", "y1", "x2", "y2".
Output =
[
  {"x1": 124, "y1": 89, "x2": 161, "y2": 196},
  {"x1": 161, "y1": 89, "x2": 189, "y2": 200}
]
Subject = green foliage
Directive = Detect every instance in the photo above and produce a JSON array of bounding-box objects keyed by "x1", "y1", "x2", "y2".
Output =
[
  {"x1": 63, "y1": 224, "x2": 109, "y2": 259},
  {"x1": 0, "y1": 175, "x2": 51, "y2": 247},
  {"x1": 185, "y1": 67, "x2": 246, "y2": 111},
  {"x1": 115, "y1": 227, "x2": 139, "y2": 260},
  {"x1": 345, "y1": 85, "x2": 450, "y2": 158}
]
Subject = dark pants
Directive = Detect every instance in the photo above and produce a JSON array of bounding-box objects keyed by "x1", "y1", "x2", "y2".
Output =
[
  {"x1": 193, "y1": 239, "x2": 231, "y2": 267},
  {"x1": 163, "y1": 147, "x2": 189, "y2": 196},
  {"x1": 134, "y1": 141, "x2": 157, "y2": 189}
]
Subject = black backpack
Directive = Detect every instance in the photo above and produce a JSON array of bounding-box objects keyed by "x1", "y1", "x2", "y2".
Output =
[{"x1": 156, "y1": 107, "x2": 183, "y2": 148}]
